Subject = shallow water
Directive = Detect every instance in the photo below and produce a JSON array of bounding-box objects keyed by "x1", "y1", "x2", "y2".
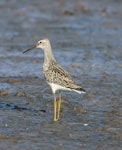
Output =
[{"x1": 0, "y1": 0, "x2": 122, "y2": 149}]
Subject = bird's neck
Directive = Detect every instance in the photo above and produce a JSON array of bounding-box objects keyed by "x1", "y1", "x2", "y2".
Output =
[{"x1": 43, "y1": 45, "x2": 56, "y2": 69}]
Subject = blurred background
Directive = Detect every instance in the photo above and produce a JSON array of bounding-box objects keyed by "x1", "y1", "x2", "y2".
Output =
[{"x1": 0, "y1": 0, "x2": 122, "y2": 149}]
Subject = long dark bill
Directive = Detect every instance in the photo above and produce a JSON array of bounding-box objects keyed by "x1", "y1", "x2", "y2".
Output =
[{"x1": 23, "y1": 45, "x2": 37, "y2": 53}]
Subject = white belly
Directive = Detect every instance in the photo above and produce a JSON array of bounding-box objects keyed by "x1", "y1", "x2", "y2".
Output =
[{"x1": 48, "y1": 83, "x2": 71, "y2": 94}]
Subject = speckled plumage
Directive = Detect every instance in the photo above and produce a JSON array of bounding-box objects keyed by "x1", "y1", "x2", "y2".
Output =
[{"x1": 43, "y1": 60, "x2": 85, "y2": 94}]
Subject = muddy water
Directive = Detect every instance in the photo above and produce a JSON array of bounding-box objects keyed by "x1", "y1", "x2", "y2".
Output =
[{"x1": 0, "y1": 0, "x2": 122, "y2": 149}]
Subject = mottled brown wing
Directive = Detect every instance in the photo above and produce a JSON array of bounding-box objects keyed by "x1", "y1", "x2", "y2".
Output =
[{"x1": 43, "y1": 63, "x2": 77, "y2": 88}]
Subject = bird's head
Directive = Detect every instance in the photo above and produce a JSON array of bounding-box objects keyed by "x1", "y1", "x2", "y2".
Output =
[{"x1": 23, "y1": 38, "x2": 50, "y2": 53}]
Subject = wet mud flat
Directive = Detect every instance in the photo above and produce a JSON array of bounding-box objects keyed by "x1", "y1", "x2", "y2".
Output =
[
  {"x1": 0, "y1": 75, "x2": 121, "y2": 150},
  {"x1": 0, "y1": 0, "x2": 122, "y2": 149}
]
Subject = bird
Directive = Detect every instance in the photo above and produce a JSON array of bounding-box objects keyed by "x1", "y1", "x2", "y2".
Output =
[{"x1": 23, "y1": 38, "x2": 85, "y2": 121}]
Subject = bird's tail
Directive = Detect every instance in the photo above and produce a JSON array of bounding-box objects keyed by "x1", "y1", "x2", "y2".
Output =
[{"x1": 72, "y1": 87, "x2": 86, "y2": 94}]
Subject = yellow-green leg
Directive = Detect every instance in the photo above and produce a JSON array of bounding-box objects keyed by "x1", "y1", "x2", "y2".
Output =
[
  {"x1": 53, "y1": 93, "x2": 62, "y2": 121},
  {"x1": 57, "y1": 93, "x2": 61, "y2": 120},
  {"x1": 53, "y1": 93, "x2": 58, "y2": 121}
]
